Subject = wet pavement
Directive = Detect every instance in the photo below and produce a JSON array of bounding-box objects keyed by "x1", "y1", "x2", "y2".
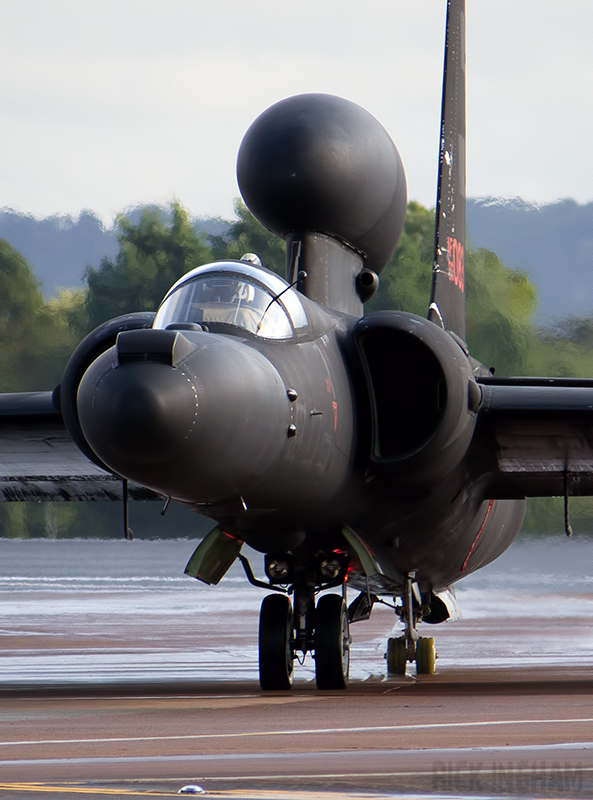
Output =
[
  {"x1": 0, "y1": 534, "x2": 592, "y2": 798},
  {"x1": 1, "y1": 535, "x2": 593, "y2": 684}
]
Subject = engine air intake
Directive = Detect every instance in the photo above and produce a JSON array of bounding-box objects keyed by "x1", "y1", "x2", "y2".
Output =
[
  {"x1": 353, "y1": 311, "x2": 476, "y2": 482},
  {"x1": 359, "y1": 328, "x2": 446, "y2": 459}
]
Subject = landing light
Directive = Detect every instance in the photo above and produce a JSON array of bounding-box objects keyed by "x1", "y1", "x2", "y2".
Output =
[
  {"x1": 319, "y1": 557, "x2": 343, "y2": 580},
  {"x1": 264, "y1": 555, "x2": 294, "y2": 583},
  {"x1": 315, "y1": 551, "x2": 350, "y2": 583}
]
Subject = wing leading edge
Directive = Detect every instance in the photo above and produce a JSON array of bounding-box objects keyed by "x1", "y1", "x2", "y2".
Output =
[
  {"x1": 474, "y1": 377, "x2": 593, "y2": 498},
  {"x1": 0, "y1": 392, "x2": 158, "y2": 501}
]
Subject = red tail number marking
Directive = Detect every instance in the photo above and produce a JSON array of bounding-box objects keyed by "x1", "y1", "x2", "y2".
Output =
[{"x1": 446, "y1": 236, "x2": 465, "y2": 292}]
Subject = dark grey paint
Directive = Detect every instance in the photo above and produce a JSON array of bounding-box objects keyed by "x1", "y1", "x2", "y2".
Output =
[
  {"x1": 237, "y1": 93, "x2": 407, "y2": 275},
  {"x1": 429, "y1": 0, "x2": 466, "y2": 339}
]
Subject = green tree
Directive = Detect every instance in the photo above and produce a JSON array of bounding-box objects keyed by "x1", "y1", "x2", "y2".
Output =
[
  {"x1": 369, "y1": 201, "x2": 434, "y2": 316},
  {"x1": 85, "y1": 202, "x2": 212, "y2": 329},
  {"x1": 0, "y1": 240, "x2": 83, "y2": 391},
  {"x1": 530, "y1": 315, "x2": 593, "y2": 379},
  {"x1": 0, "y1": 239, "x2": 45, "y2": 390},
  {"x1": 465, "y1": 248, "x2": 538, "y2": 375},
  {"x1": 369, "y1": 202, "x2": 540, "y2": 376},
  {"x1": 209, "y1": 199, "x2": 286, "y2": 276}
]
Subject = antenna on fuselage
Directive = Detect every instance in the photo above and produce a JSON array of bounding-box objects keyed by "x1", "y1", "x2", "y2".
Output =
[
  {"x1": 428, "y1": 0, "x2": 467, "y2": 341},
  {"x1": 255, "y1": 270, "x2": 307, "y2": 335}
]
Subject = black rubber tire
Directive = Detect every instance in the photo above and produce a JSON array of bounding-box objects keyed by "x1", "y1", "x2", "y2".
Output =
[
  {"x1": 259, "y1": 594, "x2": 294, "y2": 690},
  {"x1": 315, "y1": 594, "x2": 350, "y2": 690},
  {"x1": 386, "y1": 636, "x2": 408, "y2": 676}
]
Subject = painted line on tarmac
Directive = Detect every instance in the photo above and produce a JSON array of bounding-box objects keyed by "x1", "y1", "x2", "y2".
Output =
[
  {"x1": 9, "y1": 695, "x2": 261, "y2": 702},
  {"x1": 2, "y1": 742, "x2": 593, "y2": 767},
  {"x1": 2, "y1": 717, "x2": 593, "y2": 748},
  {"x1": 0, "y1": 789, "x2": 396, "y2": 800},
  {"x1": 0, "y1": 786, "x2": 176, "y2": 796},
  {"x1": 184, "y1": 766, "x2": 593, "y2": 780}
]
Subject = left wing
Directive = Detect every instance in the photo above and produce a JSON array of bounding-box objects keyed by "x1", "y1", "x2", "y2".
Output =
[
  {"x1": 0, "y1": 392, "x2": 158, "y2": 501},
  {"x1": 473, "y1": 377, "x2": 593, "y2": 498}
]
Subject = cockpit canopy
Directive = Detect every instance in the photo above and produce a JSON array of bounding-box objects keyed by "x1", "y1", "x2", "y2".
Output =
[{"x1": 153, "y1": 262, "x2": 308, "y2": 340}]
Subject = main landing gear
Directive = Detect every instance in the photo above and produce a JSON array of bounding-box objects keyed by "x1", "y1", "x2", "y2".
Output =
[
  {"x1": 256, "y1": 552, "x2": 351, "y2": 691},
  {"x1": 386, "y1": 572, "x2": 436, "y2": 677},
  {"x1": 259, "y1": 594, "x2": 294, "y2": 690}
]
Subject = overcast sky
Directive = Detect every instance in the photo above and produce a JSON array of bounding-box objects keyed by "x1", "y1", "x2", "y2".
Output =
[{"x1": 2, "y1": 0, "x2": 592, "y2": 224}]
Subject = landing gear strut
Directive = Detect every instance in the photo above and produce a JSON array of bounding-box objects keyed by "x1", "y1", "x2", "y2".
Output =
[{"x1": 386, "y1": 572, "x2": 436, "y2": 676}]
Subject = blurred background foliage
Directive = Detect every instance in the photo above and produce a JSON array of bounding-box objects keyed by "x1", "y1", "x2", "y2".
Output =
[{"x1": 1, "y1": 199, "x2": 592, "y2": 536}]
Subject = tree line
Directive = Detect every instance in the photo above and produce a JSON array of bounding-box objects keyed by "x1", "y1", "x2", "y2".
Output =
[{"x1": 2, "y1": 199, "x2": 593, "y2": 535}]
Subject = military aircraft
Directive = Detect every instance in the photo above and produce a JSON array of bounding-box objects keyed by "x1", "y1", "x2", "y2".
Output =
[{"x1": 2, "y1": 0, "x2": 593, "y2": 691}]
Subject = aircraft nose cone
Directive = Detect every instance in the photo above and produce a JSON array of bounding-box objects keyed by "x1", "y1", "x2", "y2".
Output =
[
  {"x1": 78, "y1": 356, "x2": 198, "y2": 467},
  {"x1": 76, "y1": 330, "x2": 289, "y2": 503}
]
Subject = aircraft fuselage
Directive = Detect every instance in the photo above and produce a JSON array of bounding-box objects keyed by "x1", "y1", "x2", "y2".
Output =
[{"x1": 76, "y1": 261, "x2": 524, "y2": 597}]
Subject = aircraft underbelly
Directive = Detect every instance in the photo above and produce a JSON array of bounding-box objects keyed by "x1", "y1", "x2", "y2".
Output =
[{"x1": 367, "y1": 495, "x2": 525, "y2": 593}]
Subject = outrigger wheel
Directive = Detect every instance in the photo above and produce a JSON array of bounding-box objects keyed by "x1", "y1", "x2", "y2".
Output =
[
  {"x1": 387, "y1": 573, "x2": 438, "y2": 678},
  {"x1": 315, "y1": 594, "x2": 351, "y2": 690},
  {"x1": 415, "y1": 636, "x2": 436, "y2": 675},
  {"x1": 259, "y1": 593, "x2": 294, "y2": 690},
  {"x1": 386, "y1": 636, "x2": 407, "y2": 676},
  {"x1": 387, "y1": 635, "x2": 436, "y2": 676}
]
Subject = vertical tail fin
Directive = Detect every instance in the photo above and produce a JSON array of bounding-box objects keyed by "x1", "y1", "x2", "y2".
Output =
[{"x1": 428, "y1": 0, "x2": 466, "y2": 340}]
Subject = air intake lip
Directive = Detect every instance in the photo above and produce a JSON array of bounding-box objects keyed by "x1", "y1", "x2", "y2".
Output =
[
  {"x1": 116, "y1": 329, "x2": 195, "y2": 367},
  {"x1": 352, "y1": 310, "x2": 476, "y2": 483}
]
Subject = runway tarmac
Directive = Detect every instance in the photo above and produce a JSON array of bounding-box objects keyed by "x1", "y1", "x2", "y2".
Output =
[{"x1": 1, "y1": 535, "x2": 592, "y2": 798}]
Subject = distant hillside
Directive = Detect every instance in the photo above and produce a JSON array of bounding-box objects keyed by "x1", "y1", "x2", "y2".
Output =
[
  {"x1": 0, "y1": 206, "x2": 228, "y2": 299},
  {"x1": 467, "y1": 198, "x2": 593, "y2": 321},
  {"x1": 2, "y1": 200, "x2": 592, "y2": 321},
  {"x1": 0, "y1": 210, "x2": 117, "y2": 297}
]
